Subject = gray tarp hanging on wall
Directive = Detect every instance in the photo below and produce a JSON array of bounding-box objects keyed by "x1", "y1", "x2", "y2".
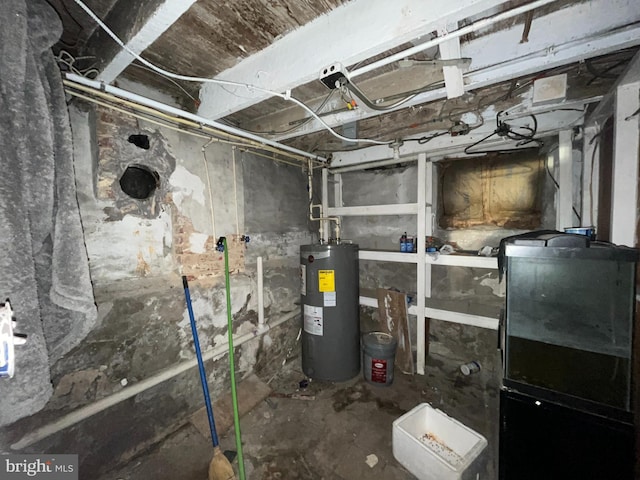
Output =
[{"x1": 0, "y1": 0, "x2": 97, "y2": 427}]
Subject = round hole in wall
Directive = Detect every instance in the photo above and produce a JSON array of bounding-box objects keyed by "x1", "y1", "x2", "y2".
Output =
[{"x1": 119, "y1": 164, "x2": 159, "y2": 200}]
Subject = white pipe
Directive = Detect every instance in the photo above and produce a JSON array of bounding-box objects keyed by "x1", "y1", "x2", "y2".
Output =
[
  {"x1": 359, "y1": 295, "x2": 498, "y2": 330},
  {"x1": 232, "y1": 147, "x2": 240, "y2": 237},
  {"x1": 64, "y1": 73, "x2": 326, "y2": 163},
  {"x1": 257, "y1": 257, "x2": 265, "y2": 326},
  {"x1": 321, "y1": 168, "x2": 330, "y2": 241},
  {"x1": 307, "y1": 161, "x2": 323, "y2": 242},
  {"x1": 307, "y1": 161, "x2": 341, "y2": 242},
  {"x1": 416, "y1": 154, "x2": 428, "y2": 375},
  {"x1": 11, "y1": 310, "x2": 299, "y2": 450},
  {"x1": 349, "y1": 0, "x2": 557, "y2": 79},
  {"x1": 201, "y1": 143, "x2": 217, "y2": 241},
  {"x1": 330, "y1": 156, "x2": 419, "y2": 174}
]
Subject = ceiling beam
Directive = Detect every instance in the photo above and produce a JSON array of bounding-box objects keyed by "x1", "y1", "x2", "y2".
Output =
[
  {"x1": 270, "y1": 0, "x2": 640, "y2": 141},
  {"x1": 83, "y1": 0, "x2": 196, "y2": 84},
  {"x1": 197, "y1": 0, "x2": 515, "y2": 120},
  {"x1": 439, "y1": 22, "x2": 465, "y2": 99},
  {"x1": 329, "y1": 105, "x2": 595, "y2": 167}
]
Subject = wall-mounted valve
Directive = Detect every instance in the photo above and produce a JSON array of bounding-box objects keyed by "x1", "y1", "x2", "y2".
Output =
[{"x1": 216, "y1": 237, "x2": 226, "y2": 253}]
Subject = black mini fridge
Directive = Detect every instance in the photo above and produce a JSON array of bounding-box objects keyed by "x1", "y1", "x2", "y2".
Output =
[{"x1": 499, "y1": 234, "x2": 638, "y2": 480}]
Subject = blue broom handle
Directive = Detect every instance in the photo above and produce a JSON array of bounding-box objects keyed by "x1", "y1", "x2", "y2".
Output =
[{"x1": 182, "y1": 276, "x2": 220, "y2": 448}]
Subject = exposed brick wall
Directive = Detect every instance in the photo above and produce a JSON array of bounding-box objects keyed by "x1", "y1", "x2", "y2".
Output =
[
  {"x1": 95, "y1": 105, "x2": 244, "y2": 279},
  {"x1": 96, "y1": 107, "x2": 138, "y2": 200},
  {"x1": 172, "y1": 204, "x2": 245, "y2": 281},
  {"x1": 95, "y1": 106, "x2": 175, "y2": 221}
]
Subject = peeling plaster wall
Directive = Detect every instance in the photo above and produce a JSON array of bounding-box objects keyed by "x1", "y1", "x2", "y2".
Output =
[{"x1": 0, "y1": 103, "x2": 309, "y2": 477}]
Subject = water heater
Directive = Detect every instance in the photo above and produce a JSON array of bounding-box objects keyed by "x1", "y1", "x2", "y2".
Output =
[{"x1": 300, "y1": 243, "x2": 360, "y2": 381}]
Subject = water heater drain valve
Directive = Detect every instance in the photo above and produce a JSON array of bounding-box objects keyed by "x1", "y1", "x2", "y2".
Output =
[{"x1": 0, "y1": 300, "x2": 27, "y2": 379}]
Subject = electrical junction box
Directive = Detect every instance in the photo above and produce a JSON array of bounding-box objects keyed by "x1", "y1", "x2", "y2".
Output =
[
  {"x1": 532, "y1": 73, "x2": 567, "y2": 105},
  {"x1": 319, "y1": 62, "x2": 349, "y2": 89}
]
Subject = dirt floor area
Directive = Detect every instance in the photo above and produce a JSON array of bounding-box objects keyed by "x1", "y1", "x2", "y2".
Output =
[{"x1": 98, "y1": 351, "x2": 500, "y2": 480}]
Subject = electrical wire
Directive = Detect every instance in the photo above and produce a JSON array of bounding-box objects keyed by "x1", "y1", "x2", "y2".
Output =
[
  {"x1": 56, "y1": 50, "x2": 99, "y2": 78},
  {"x1": 311, "y1": 66, "x2": 580, "y2": 155},
  {"x1": 344, "y1": 79, "x2": 417, "y2": 112},
  {"x1": 248, "y1": 45, "x2": 628, "y2": 147},
  {"x1": 312, "y1": 103, "x2": 484, "y2": 153},
  {"x1": 338, "y1": 84, "x2": 355, "y2": 107},
  {"x1": 192, "y1": 39, "x2": 580, "y2": 146},
  {"x1": 241, "y1": 89, "x2": 337, "y2": 136},
  {"x1": 403, "y1": 130, "x2": 450, "y2": 145},
  {"x1": 545, "y1": 159, "x2": 560, "y2": 189},
  {"x1": 625, "y1": 106, "x2": 640, "y2": 121},
  {"x1": 256, "y1": 76, "x2": 446, "y2": 138},
  {"x1": 585, "y1": 58, "x2": 627, "y2": 84},
  {"x1": 464, "y1": 111, "x2": 542, "y2": 155},
  {"x1": 54, "y1": 0, "x2": 87, "y2": 48},
  {"x1": 71, "y1": 0, "x2": 391, "y2": 146},
  {"x1": 432, "y1": 74, "x2": 536, "y2": 135},
  {"x1": 129, "y1": 62, "x2": 200, "y2": 104},
  {"x1": 545, "y1": 156, "x2": 582, "y2": 223}
]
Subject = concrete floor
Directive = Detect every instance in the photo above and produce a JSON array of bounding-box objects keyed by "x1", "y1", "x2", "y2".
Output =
[{"x1": 98, "y1": 352, "x2": 500, "y2": 480}]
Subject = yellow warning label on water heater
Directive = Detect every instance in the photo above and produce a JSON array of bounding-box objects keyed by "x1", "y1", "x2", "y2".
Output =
[{"x1": 318, "y1": 270, "x2": 335, "y2": 292}]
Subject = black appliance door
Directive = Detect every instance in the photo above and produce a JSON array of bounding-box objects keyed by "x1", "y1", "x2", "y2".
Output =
[{"x1": 499, "y1": 389, "x2": 634, "y2": 480}]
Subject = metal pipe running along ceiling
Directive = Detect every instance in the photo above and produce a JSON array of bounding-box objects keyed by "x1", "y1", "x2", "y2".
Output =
[{"x1": 64, "y1": 73, "x2": 327, "y2": 165}]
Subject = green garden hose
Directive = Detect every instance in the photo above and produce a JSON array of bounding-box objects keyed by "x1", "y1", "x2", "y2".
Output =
[{"x1": 223, "y1": 237, "x2": 246, "y2": 480}]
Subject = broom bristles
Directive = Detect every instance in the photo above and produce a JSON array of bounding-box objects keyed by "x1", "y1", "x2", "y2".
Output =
[{"x1": 208, "y1": 447, "x2": 236, "y2": 480}]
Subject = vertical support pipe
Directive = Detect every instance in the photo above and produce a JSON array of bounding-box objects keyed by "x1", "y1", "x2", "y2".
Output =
[
  {"x1": 308, "y1": 162, "x2": 341, "y2": 243},
  {"x1": 581, "y1": 126, "x2": 600, "y2": 227},
  {"x1": 257, "y1": 256, "x2": 265, "y2": 327},
  {"x1": 334, "y1": 173, "x2": 343, "y2": 209},
  {"x1": 232, "y1": 147, "x2": 240, "y2": 236},
  {"x1": 556, "y1": 130, "x2": 574, "y2": 230},
  {"x1": 416, "y1": 153, "x2": 428, "y2": 375},
  {"x1": 322, "y1": 168, "x2": 330, "y2": 242},
  {"x1": 424, "y1": 159, "x2": 433, "y2": 299},
  {"x1": 308, "y1": 160, "x2": 323, "y2": 243},
  {"x1": 201, "y1": 145, "x2": 217, "y2": 241}
]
